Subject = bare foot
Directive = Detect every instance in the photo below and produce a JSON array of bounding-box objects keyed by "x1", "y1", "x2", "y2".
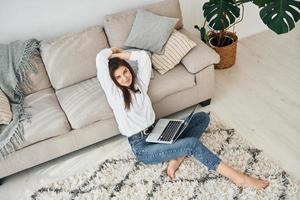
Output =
[
  {"x1": 167, "y1": 157, "x2": 185, "y2": 180},
  {"x1": 234, "y1": 173, "x2": 270, "y2": 189},
  {"x1": 216, "y1": 162, "x2": 269, "y2": 190}
]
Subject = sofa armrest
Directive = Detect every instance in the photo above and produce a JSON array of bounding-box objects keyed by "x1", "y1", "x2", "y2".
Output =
[{"x1": 179, "y1": 28, "x2": 220, "y2": 73}]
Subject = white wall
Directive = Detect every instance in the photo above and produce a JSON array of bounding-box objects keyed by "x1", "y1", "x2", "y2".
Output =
[
  {"x1": 0, "y1": 0, "x2": 268, "y2": 44},
  {"x1": 180, "y1": 0, "x2": 268, "y2": 39}
]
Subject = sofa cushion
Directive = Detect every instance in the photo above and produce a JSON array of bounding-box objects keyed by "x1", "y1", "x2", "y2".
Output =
[
  {"x1": 124, "y1": 9, "x2": 178, "y2": 54},
  {"x1": 152, "y1": 29, "x2": 196, "y2": 75},
  {"x1": 23, "y1": 54, "x2": 52, "y2": 95},
  {"x1": 0, "y1": 89, "x2": 12, "y2": 125},
  {"x1": 104, "y1": 0, "x2": 183, "y2": 48},
  {"x1": 56, "y1": 78, "x2": 114, "y2": 130},
  {"x1": 178, "y1": 28, "x2": 220, "y2": 73},
  {"x1": 19, "y1": 88, "x2": 71, "y2": 148},
  {"x1": 148, "y1": 64, "x2": 196, "y2": 103},
  {"x1": 124, "y1": 49, "x2": 155, "y2": 79},
  {"x1": 40, "y1": 26, "x2": 109, "y2": 90}
]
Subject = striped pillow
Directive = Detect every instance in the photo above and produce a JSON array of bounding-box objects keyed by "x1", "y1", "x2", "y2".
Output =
[
  {"x1": 151, "y1": 29, "x2": 196, "y2": 75},
  {"x1": 0, "y1": 89, "x2": 12, "y2": 125}
]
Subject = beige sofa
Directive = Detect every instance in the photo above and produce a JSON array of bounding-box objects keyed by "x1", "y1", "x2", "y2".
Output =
[{"x1": 0, "y1": 0, "x2": 219, "y2": 181}]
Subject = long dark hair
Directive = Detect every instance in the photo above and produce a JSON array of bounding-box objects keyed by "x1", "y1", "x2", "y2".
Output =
[{"x1": 108, "y1": 57, "x2": 139, "y2": 110}]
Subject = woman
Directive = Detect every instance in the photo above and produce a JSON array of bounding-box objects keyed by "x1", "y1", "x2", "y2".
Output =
[{"x1": 96, "y1": 47, "x2": 269, "y2": 189}]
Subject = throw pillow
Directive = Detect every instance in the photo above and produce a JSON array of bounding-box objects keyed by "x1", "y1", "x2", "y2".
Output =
[
  {"x1": 124, "y1": 49, "x2": 155, "y2": 79},
  {"x1": 124, "y1": 9, "x2": 178, "y2": 54},
  {"x1": 151, "y1": 29, "x2": 196, "y2": 75},
  {"x1": 103, "y1": 0, "x2": 183, "y2": 48},
  {"x1": 40, "y1": 25, "x2": 109, "y2": 90},
  {"x1": 0, "y1": 89, "x2": 12, "y2": 125}
]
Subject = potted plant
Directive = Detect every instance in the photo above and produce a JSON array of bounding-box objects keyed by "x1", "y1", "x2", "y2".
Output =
[{"x1": 195, "y1": 0, "x2": 300, "y2": 70}]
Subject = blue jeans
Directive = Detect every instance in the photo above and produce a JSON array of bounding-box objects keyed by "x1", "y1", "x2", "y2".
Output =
[{"x1": 128, "y1": 112, "x2": 221, "y2": 171}]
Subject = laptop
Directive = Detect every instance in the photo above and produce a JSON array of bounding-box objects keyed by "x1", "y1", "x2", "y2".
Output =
[{"x1": 146, "y1": 104, "x2": 199, "y2": 144}]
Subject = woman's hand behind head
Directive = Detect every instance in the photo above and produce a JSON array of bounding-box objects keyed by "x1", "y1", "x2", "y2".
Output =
[
  {"x1": 110, "y1": 52, "x2": 131, "y2": 60},
  {"x1": 111, "y1": 47, "x2": 123, "y2": 54}
]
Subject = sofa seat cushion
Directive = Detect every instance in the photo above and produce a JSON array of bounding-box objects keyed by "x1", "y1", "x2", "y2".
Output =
[
  {"x1": 148, "y1": 64, "x2": 196, "y2": 103},
  {"x1": 178, "y1": 28, "x2": 220, "y2": 73},
  {"x1": 19, "y1": 88, "x2": 71, "y2": 149},
  {"x1": 56, "y1": 78, "x2": 114, "y2": 130}
]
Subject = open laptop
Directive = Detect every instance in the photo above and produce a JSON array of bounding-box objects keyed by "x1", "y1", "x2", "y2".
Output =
[{"x1": 146, "y1": 104, "x2": 199, "y2": 144}]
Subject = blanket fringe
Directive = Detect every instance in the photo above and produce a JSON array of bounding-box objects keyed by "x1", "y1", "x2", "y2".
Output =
[
  {"x1": 0, "y1": 121, "x2": 26, "y2": 160},
  {"x1": 16, "y1": 39, "x2": 40, "y2": 93},
  {"x1": 0, "y1": 102, "x2": 30, "y2": 160}
]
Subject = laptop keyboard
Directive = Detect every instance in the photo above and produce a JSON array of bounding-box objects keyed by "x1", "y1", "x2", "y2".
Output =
[{"x1": 158, "y1": 121, "x2": 182, "y2": 141}]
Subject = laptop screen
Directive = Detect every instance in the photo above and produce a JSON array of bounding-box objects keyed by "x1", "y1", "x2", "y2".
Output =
[{"x1": 183, "y1": 104, "x2": 199, "y2": 126}]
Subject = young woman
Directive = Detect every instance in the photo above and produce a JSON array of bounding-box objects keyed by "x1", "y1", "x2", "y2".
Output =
[{"x1": 96, "y1": 47, "x2": 269, "y2": 189}]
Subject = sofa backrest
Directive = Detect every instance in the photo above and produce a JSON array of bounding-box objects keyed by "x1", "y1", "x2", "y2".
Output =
[
  {"x1": 40, "y1": 25, "x2": 109, "y2": 90},
  {"x1": 23, "y1": 53, "x2": 52, "y2": 95},
  {"x1": 104, "y1": 0, "x2": 183, "y2": 48},
  {"x1": 38, "y1": 0, "x2": 183, "y2": 91}
]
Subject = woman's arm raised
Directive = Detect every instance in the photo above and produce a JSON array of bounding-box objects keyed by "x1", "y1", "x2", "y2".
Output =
[
  {"x1": 129, "y1": 51, "x2": 152, "y2": 92},
  {"x1": 96, "y1": 48, "x2": 120, "y2": 103}
]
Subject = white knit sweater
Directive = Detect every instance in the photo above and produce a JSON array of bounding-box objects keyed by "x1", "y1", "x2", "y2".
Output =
[{"x1": 96, "y1": 48, "x2": 155, "y2": 137}]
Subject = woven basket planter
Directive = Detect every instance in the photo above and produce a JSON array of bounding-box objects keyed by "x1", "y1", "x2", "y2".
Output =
[{"x1": 208, "y1": 31, "x2": 238, "y2": 70}]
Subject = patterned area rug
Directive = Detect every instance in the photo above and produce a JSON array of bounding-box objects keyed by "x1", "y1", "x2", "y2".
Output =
[{"x1": 26, "y1": 114, "x2": 300, "y2": 200}]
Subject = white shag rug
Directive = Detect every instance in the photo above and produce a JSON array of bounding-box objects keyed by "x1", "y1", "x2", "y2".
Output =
[{"x1": 26, "y1": 113, "x2": 300, "y2": 200}]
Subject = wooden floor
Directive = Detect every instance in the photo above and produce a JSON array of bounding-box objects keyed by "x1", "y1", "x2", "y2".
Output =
[
  {"x1": 0, "y1": 25, "x2": 299, "y2": 199},
  {"x1": 211, "y1": 24, "x2": 300, "y2": 181}
]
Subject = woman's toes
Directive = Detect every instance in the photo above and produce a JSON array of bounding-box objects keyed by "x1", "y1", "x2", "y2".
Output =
[
  {"x1": 245, "y1": 176, "x2": 270, "y2": 189},
  {"x1": 167, "y1": 167, "x2": 175, "y2": 180},
  {"x1": 257, "y1": 179, "x2": 270, "y2": 189},
  {"x1": 167, "y1": 160, "x2": 179, "y2": 180},
  {"x1": 166, "y1": 157, "x2": 186, "y2": 180},
  {"x1": 261, "y1": 180, "x2": 270, "y2": 188}
]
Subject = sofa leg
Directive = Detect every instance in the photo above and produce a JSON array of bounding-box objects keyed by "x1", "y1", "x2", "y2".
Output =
[{"x1": 199, "y1": 99, "x2": 211, "y2": 107}]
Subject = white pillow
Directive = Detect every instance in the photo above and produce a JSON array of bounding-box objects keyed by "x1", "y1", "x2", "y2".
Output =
[
  {"x1": 0, "y1": 89, "x2": 12, "y2": 125},
  {"x1": 151, "y1": 30, "x2": 196, "y2": 74}
]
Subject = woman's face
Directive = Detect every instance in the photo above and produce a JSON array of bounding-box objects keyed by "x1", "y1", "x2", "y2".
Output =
[{"x1": 114, "y1": 65, "x2": 133, "y2": 87}]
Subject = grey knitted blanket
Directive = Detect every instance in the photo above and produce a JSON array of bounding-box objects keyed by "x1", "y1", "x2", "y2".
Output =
[{"x1": 0, "y1": 39, "x2": 40, "y2": 160}]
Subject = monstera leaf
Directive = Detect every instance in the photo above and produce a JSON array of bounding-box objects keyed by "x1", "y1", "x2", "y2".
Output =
[
  {"x1": 258, "y1": 0, "x2": 300, "y2": 34},
  {"x1": 252, "y1": 0, "x2": 273, "y2": 8},
  {"x1": 203, "y1": 0, "x2": 240, "y2": 30}
]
